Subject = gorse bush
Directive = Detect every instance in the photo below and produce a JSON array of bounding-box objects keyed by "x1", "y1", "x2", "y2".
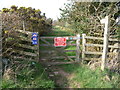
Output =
[{"x1": 1, "y1": 5, "x2": 52, "y2": 35}]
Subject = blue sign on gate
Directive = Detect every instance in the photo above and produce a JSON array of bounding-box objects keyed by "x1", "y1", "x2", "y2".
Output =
[{"x1": 32, "y1": 33, "x2": 38, "y2": 45}]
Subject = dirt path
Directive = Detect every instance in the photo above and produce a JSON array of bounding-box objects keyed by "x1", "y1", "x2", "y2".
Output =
[
  {"x1": 40, "y1": 61, "x2": 81, "y2": 88},
  {"x1": 39, "y1": 27, "x2": 81, "y2": 88},
  {"x1": 47, "y1": 65, "x2": 70, "y2": 88}
]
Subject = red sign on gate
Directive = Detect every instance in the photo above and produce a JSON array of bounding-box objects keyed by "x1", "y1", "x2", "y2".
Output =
[{"x1": 54, "y1": 37, "x2": 67, "y2": 47}]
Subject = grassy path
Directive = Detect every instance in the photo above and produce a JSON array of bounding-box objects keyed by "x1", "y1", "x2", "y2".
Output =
[
  {"x1": 39, "y1": 26, "x2": 81, "y2": 88},
  {"x1": 39, "y1": 26, "x2": 120, "y2": 88}
]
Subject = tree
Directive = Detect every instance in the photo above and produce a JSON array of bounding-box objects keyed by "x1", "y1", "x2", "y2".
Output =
[{"x1": 60, "y1": 2, "x2": 118, "y2": 37}]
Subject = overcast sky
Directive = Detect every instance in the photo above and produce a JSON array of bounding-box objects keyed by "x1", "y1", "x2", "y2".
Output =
[{"x1": 0, "y1": 0, "x2": 70, "y2": 20}]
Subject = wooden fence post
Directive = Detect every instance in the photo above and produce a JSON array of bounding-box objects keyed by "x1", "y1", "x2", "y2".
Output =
[
  {"x1": 82, "y1": 34, "x2": 86, "y2": 61},
  {"x1": 100, "y1": 16, "x2": 110, "y2": 71},
  {"x1": 0, "y1": 12, "x2": 2, "y2": 57},
  {"x1": 0, "y1": 12, "x2": 2, "y2": 81},
  {"x1": 37, "y1": 32, "x2": 40, "y2": 62},
  {"x1": 76, "y1": 34, "x2": 80, "y2": 62}
]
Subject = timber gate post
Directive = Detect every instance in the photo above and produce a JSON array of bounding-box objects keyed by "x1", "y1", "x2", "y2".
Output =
[
  {"x1": 33, "y1": 32, "x2": 39, "y2": 62},
  {"x1": 0, "y1": 12, "x2": 2, "y2": 58},
  {"x1": 76, "y1": 34, "x2": 80, "y2": 62},
  {"x1": 0, "y1": 12, "x2": 2, "y2": 81},
  {"x1": 100, "y1": 16, "x2": 110, "y2": 71},
  {"x1": 82, "y1": 34, "x2": 86, "y2": 61},
  {"x1": 38, "y1": 32, "x2": 40, "y2": 62}
]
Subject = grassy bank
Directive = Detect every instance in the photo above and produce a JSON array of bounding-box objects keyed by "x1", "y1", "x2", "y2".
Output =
[
  {"x1": 1, "y1": 61, "x2": 55, "y2": 88},
  {"x1": 60, "y1": 64, "x2": 120, "y2": 88}
]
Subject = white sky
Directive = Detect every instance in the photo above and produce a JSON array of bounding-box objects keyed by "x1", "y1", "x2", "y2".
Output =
[{"x1": 0, "y1": 0, "x2": 70, "y2": 20}]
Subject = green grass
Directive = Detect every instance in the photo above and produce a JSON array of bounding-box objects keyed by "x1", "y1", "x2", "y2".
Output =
[
  {"x1": 40, "y1": 26, "x2": 77, "y2": 62},
  {"x1": 43, "y1": 26, "x2": 75, "y2": 36},
  {"x1": 39, "y1": 25, "x2": 120, "y2": 88},
  {"x1": 1, "y1": 61, "x2": 55, "y2": 88},
  {"x1": 60, "y1": 64, "x2": 120, "y2": 88}
]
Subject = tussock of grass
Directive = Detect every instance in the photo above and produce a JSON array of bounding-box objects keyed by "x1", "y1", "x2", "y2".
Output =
[
  {"x1": 61, "y1": 64, "x2": 120, "y2": 88},
  {"x1": 1, "y1": 61, "x2": 55, "y2": 88}
]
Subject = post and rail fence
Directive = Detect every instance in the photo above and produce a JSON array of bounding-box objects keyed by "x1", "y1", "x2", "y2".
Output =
[
  {"x1": 82, "y1": 33, "x2": 120, "y2": 70},
  {"x1": 1, "y1": 16, "x2": 119, "y2": 71},
  {"x1": 2, "y1": 30, "x2": 39, "y2": 62}
]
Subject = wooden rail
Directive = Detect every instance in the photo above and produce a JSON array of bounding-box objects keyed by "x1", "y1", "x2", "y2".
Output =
[
  {"x1": 41, "y1": 56, "x2": 76, "y2": 60},
  {"x1": 40, "y1": 43, "x2": 76, "y2": 46},
  {"x1": 8, "y1": 35, "x2": 32, "y2": 42},
  {"x1": 13, "y1": 50, "x2": 37, "y2": 57},
  {"x1": 5, "y1": 42, "x2": 38, "y2": 50},
  {"x1": 84, "y1": 51, "x2": 102, "y2": 55},
  {"x1": 14, "y1": 29, "x2": 35, "y2": 34},
  {"x1": 85, "y1": 58, "x2": 101, "y2": 61},
  {"x1": 85, "y1": 36, "x2": 103, "y2": 40},
  {"x1": 3, "y1": 30, "x2": 39, "y2": 61},
  {"x1": 82, "y1": 33, "x2": 120, "y2": 62},
  {"x1": 40, "y1": 34, "x2": 81, "y2": 62},
  {"x1": 40, "y1": 50, "x2": 76, "y2": 53},
  {"x1": 15, "y1": 43, "x2": 38, "y2": 50},
  {"x1": 85, "y1": 44, "x2": 120, "y2": 49},
  {"x1": 40, "y1": 36, "x2": 81, "y2": 40},
  {"x1": 85, "y1": 36, "x2": 120, "y2": 42}
]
